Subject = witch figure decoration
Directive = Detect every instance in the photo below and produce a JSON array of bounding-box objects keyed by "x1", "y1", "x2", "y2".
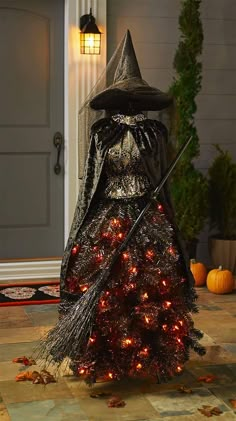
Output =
[{"x1": 38, "y1": 30, "x2": 205, "y2": 384}]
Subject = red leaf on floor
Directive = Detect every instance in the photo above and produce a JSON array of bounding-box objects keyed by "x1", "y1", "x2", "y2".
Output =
[
  {"x1": 15, "y1": 369, "x2": 56, "y2": 384},
  {"x1": 198, "y1": 405, "x2": 222, "y2": 417},
  {"x1": 177, "y1": 385, "x2": 193, "y2": 394},
  {"x1": 197, "y1": 374, "x2": 218, "y2": 383},
  {"x1": 40, "y1": 369, "x2": 56, "y2": 384},
  {"x1": 15, "y1": 371, "x2": 34, "y2": 381},
  {"x1": 12, "y1": 356, "x2": 36, "y2": 366},
  {"x1": 107, "y1": 395, "x2": 126, "y2": 408},
  {"x1": 229, "y1": 399, "x2": 236, "y2": 408}
]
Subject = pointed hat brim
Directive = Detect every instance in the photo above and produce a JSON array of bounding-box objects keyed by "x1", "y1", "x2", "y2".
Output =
[{"x1": 90, "y1": 30, "x2": 172, "y2": 111}]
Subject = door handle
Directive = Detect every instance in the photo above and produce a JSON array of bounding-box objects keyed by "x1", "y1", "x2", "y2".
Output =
[{"x1": 53, "y1": 132, "x2": 63, "y2": 174}]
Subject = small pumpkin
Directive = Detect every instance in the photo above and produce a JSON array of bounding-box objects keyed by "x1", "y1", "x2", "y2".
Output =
[
  {"x1": 190, "y1": 259, "x2": 207, "y2": 286},
  {"x1": 206, "y1": 266, "x2": 234, "y2": 294}
]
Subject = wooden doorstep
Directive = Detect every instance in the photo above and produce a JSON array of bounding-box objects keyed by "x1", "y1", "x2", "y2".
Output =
[{"x1": 0, "y1": 257, "x2": 62, "y2": 263}]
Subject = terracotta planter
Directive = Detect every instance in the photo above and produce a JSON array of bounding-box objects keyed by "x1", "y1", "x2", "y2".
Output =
[{"x1": 208, "y1": 237, "x2": 236, "y2": 274}]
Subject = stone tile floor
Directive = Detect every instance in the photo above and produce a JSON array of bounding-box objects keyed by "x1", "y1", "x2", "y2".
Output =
[{"x1": 0, "y1": 287, "x2": 236, "y2": 420}]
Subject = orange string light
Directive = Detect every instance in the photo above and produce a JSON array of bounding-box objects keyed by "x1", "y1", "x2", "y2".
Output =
[
  {"x1": 129, "y1": 266, "x2": 138, "y2": 274},
  {"x1": 117, "y1": 232, "x2": 124, "y2": 240},
  {"x1": 145, "y1": 249, "x2": 155, "y2": 259},
  {"x1": 145, "y1": 315, "x2": 150, "y2": 324},
  {"x1": 122, "y1": 251, "x2": 130, "y2": 260},
  {"x1": 139, "y1": 347, "x2": 149, "y2": 356},
  {"x1": 80, "y1": 285, "x2": 88, "y2": 292},
  {"x1": 111, "y1": 218, "x2": 121, "y2": 227},
  {"x1": 136, "y1": 363, "x2": 142, "y2": 370},
  {"x1": 71, "y1": 245, "x2": 79, "y2": 255},
  {"x1": 167, "y1": 246, "x2": 175, "y2": 255}
]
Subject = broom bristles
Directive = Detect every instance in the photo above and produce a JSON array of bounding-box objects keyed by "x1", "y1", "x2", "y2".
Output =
[{"x1": 34, "y1": 271, "x2": 108, "y2": 366}]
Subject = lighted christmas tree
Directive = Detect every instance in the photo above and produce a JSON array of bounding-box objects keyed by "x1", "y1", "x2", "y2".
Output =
[
  {"x1": 36, "y1": 31, "x2": 205, "y2": 386},
  {"x1": 65, "y1": 199, "x2": 204, "y2": 384}
]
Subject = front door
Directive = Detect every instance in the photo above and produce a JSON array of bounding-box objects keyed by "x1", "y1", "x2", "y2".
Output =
[{"x1": 0, "y1": 0, "x2": 64, "y2": 259}]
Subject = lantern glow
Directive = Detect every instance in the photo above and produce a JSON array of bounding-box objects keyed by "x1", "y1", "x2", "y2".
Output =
[{"x1": 80, "y1": 8, "x2": 101, "y2": 55}]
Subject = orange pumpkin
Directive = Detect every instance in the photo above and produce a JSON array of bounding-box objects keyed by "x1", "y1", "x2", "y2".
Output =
[
  {"x1": 206, "y1": 266, "x2": 234, "y2": 294},
  {"x1": 190, "y1": 259, "x2": 207, "y2": 286}
]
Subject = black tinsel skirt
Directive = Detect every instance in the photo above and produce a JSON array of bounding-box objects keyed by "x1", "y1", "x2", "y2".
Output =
[{"x1": 59, "y1": 195, "x2": 203, "y2": 382}]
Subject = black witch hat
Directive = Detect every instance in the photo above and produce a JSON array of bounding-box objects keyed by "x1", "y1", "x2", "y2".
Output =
[{"x1": 90, "y1": 30, "x2": 172, "y2": 111}]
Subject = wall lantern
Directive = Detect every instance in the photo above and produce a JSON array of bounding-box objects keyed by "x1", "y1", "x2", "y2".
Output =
[{"x1": 80, "y1": 8, "x2": 101, "y2": 55}]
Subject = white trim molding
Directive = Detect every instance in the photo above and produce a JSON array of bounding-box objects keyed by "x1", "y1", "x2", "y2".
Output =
[
  {"x1": 0, "y1": 260, "x2": 61, "y2": 282},
  {"x1": 64, "y1": 0, "x2": 107, "y2": 241}
]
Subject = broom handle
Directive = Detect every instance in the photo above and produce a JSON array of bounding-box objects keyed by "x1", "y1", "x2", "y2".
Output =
[
  {"x1": 96, "y1": 136, "x2": 192, "y2": 287},
  {"x1": 105, "y1": 136, "x2": 193, "y2": 269}
]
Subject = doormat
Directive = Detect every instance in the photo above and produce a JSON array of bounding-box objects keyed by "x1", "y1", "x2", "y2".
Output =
[{"x1": 0, "y1": 280, "x2": 60, "y2": 307}]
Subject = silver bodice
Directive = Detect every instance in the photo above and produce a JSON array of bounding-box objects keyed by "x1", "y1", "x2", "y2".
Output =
[{"x1": 103, "y1": 114, "x2": 151, "y2": 199}]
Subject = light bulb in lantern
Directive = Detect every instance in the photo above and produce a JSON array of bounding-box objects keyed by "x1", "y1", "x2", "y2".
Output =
[{"x1": 80, "y1": 9, "x2": 101, "y2": 55}]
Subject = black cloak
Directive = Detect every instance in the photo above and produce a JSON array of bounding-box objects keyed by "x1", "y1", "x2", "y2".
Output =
[{"x1": 60, "y1": 117, "x2": 195, "y2": 301}]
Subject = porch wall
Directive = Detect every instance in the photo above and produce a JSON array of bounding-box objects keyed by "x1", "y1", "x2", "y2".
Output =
[{"x1": 107, "y1": 0, "x2": 236, "y2": 265}]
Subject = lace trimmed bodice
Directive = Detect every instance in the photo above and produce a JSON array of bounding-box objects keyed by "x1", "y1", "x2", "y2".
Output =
[{"x1": 103, "y1": 114, "x2": 151, "y2": 199}]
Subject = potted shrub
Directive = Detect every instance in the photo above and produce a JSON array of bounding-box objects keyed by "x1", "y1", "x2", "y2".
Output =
[{"x1": 208, "y1": 145, "x2": 236, "y2": 273}]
